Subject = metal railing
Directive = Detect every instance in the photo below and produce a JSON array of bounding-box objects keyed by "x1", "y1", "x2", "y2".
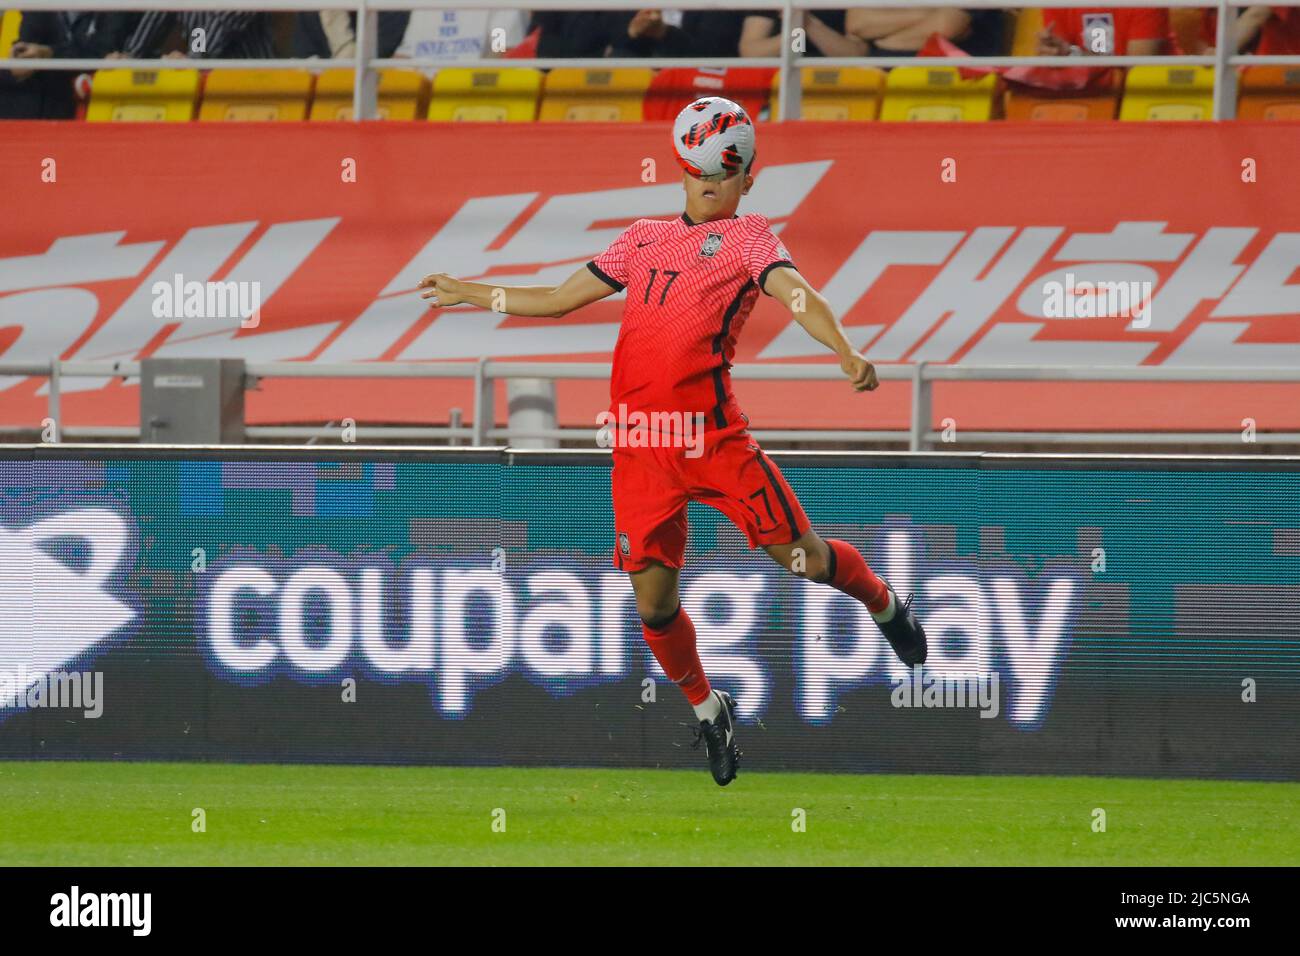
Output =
[
  {"x1": 2, "y1": 1, "x2": 1299, "y2": 120},
  {"x1": 5, "y1": 359, "x2": 1300, "y2": 451}
]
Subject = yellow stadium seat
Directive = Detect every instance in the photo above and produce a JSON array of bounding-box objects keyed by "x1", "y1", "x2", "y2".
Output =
[
  {"x1": 87, "y1": 68, "x2": 200, "y2": 122},
  {"x1": 880, "y1": 67, "x2": 998, "y2": 122},
  {"x1": 539, "y1": 67, "x2": 653, "y2": 122},
  {"x1": 1120, "y1": 66, "x2": 1215, "y2": 120},
  {"x1": 428, "y1": 67, "x2": 541, "y2": 122},
  {"x1": 1, "y1": 10, "x2": 21, "y2": 59},
  {"x1": 770, "y1": 67, "x2": 885, "y2": 121},
  {"x1": 310, "y1": 68, "x2": 429, "y2": 120},
  {"x1": 1010, "y1": 7, "x2": 1045, "y2": 57},
  {"x1": 1237, "y1": 67, "x2": 1300, "y2": 120},
  {"x1": 199, "y1": 70, "x2": 313, "y2": 121}
]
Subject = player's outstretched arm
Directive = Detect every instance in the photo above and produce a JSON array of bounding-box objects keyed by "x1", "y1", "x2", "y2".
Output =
[
  {"x1": 418, "y1": 264, "x2": 618, "y2": 318},
  {"x1": 763, "y1": 266, "x2": 878, "y2": 392}
]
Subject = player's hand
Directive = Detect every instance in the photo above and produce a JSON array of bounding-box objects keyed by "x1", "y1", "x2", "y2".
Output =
[
  {"x1": 418, "y1": 273, "x2": 464, "y2": 308},
  {"x1": 840, "y1": 351, "x2": 878, "y2": 392}
]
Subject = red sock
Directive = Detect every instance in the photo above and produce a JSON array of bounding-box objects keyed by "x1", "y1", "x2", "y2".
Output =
[
  {"x1": 826, "y1": 539, "x2": 890, "y2": 613},
  {"x1": 642, "y1": 605, "x2": 712, "y2": 705}
]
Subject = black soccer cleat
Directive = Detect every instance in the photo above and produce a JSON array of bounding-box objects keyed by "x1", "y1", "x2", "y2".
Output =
[
  {"x1": 693, "y1": 690, "x2": 741, "y2": 787},
  {"x1": 876, "y1": 585, "x2": 927, "y2": 666}
]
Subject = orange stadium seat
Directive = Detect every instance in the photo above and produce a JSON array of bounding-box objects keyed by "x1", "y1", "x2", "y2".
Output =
[
  {"x1": 310, "y1": 68, "x2": 429, "y2": 121},
  {"x1": 1004, "y1": 72, "x2": 1120, "y2": 120},
  {"x1": 880, "y1": 67, "x2": 998, "y2": 121},
  {"x1": 428, "y1": 67, "x2": 541, "y2": 121},
  {"x1": 1237, "y1": 67, "x2": 1300, "y2": 120},
  {"x1": 1120, "y1": 65, "x2": 1215, "y2": 120},
  {"x1": 539, "y1": 67, "x2": 653, "y2": 121},
  {"x1": 770, "y1": 67, "x2": 885, "y2": 120},
  {"x1": 0, "y1": 10, "x2": 20, "y2": 59},
  {"x1": 86, "y1": 68, "x2": 200, "y2": 122},
  {"x1": 199, "y1": 70, "x2": 313, "y2": 121},
  {"x1": 643, "y1": 67, "x2": 775, "y2": 121}
]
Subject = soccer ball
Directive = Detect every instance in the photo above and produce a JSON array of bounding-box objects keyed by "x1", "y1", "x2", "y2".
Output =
[{"x1": 672, "y1": 97, "x2": 755, "y2": 182}]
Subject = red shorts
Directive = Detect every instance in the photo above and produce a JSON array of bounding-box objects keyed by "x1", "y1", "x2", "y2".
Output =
[{"x1": 610, "y1": 420, "x2": 811, "y2": 572}]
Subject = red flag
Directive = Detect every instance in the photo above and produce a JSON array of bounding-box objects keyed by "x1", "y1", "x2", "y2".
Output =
[
  {"x1": 502, "y1": 26, "x2": 540, "y2": 59},
  {"x1": 917, "y1": 32, "x2": 1107, "y2": 92}
]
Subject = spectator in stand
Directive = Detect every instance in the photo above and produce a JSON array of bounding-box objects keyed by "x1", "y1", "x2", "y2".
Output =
[
  {"x1": 528, "y1": 12, "x2": 622, "y2": 58},
  {"x1": 1197, "y1": 6, "x2": 1300, "y2": 55},
  {"x1": 609, "y1": 9, "x2": 747, "y2": 58},
  {"x1": 112, "y1": 12, "x2": 276, "y2": 60},
  {"x1": 1, "y1": 11, "x2": 139, "y2": 118},
  {"x1": 740, "y1": 8, "x2": 867, "y2": 58},
  {"x1": 1036, "y1": 7, "x2": 1169, "y2": 57},
  {"x1": 846, "y1": 8, "x2": 1006, "y2": 57},
  {"x1": 842, "y1": 8, "x2": 1003, "y2": 57},
  {"x1": 292, "y1": 10, "x2": 410, "y2": 60},
  {"x1": 393, "y1": 8, "x2": 529, "y2": 61}
]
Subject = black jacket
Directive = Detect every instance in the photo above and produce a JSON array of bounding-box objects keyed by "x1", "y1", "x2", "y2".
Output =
[
  {"x1": 0, "y1": 11, "x2": 139, "y2": 118},
  {"x1": 529, "y1": 12, "x2": 621, "y2": 59},
  {"x1": 291, "y1": 11, "x2": 410, "y2": 60},
  {"x1": 606, "y1": 12, "x2": 747, "y2": 59}
]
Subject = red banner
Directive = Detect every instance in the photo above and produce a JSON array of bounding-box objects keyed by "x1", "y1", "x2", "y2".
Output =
[{"x1": 2, "y1": 120, "x2": 1299, "y2": 433}]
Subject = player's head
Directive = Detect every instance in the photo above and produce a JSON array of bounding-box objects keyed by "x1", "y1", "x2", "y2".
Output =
[{"x1": 672, "y1": 97, "x2": 756, "y2": 221}]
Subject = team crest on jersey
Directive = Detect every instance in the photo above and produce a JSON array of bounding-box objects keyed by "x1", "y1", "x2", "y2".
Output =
[
  {"x1": 618, "y1": 532, "x2": 631, "y2": 556},
  {"x1": 699, "y1": 233, "x2": 724, "y2": 258},
  {"x1": 1080, "y1": 12, "x2": 1115, "y2": 53}
]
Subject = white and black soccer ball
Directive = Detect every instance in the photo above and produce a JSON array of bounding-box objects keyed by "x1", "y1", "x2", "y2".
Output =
[{"x1": 672, "y1": 97, "x2": 755, "y2": 181}]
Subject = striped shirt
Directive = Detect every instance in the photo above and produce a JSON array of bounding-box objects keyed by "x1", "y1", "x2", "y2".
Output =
[{"x1": 123, "y1": 11, "x2": 276, "y2": 59}]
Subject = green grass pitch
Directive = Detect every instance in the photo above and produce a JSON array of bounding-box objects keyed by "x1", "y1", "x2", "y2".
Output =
[{"x1": 1, "y1": 761, "x2": 1296, "y2": 866}]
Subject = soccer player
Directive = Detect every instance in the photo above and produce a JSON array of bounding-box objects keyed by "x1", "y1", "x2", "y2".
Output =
[{"x1": 419, "y1": 98, "x2": 926, "y2": 787}]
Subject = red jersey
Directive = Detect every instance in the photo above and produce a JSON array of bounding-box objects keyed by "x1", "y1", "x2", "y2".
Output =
[
  {"x1": 588, "y1": 212, "x2": 794, "y2": 429},
  {"x1": 1043, "y1": 7, "x2": 1169, "y2": 54},
  {"x1": 1203, "y1": 7, "x2": 1300, "y2": 55}
]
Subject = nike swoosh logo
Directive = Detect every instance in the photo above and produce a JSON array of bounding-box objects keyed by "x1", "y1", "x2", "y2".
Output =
[
  {"x1": 719, "y1": 694, "x2": 734, "y2": 745},
  {"x1": 636, "y1": 240, "x2": 656, "y2": 247}
]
